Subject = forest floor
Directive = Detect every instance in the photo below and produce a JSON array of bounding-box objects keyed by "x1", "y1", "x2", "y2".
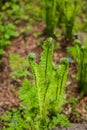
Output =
[{"x1": 0, "y1": 21, "x2": 87, "y2": 129}]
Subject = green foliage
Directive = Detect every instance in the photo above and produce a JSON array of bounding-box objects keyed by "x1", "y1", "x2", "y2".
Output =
[
  {"x1": 67, "y1": 39, "x2": 87, "y2": 95},
  {"x1": 1, "y1": 109, "x2": 29, "y2": 130},
  {"x1": 54, "y1": 114, "x2": 70, "y2": 128},
  {"x1": 1, "y1": 38, "x2": 69, "y2": 130},
  {"x1": 1, "y1": 0, "x2": 44, "y2": 22},
  {"x1": 44, "y1": 0, "x2": 57, "y2": 36},
  {"x1": 9, "y1": 54, "x2": 30, "y2": 79},
  {"x1": 19, "y1": 78, "x2": 37, "y2": 109},
  {"x1": 1, "y1": 0, "x2": 28, "y2": 21},
  {"x1": 0, "y1": 22, "x2": 19, "y2": 58}
]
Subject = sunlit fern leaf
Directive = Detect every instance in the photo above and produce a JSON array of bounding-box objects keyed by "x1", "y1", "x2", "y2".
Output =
[
  {"x1": 28, "y1": 53, "x2": 45, "y2": 117},
  {"x1": 40, "y1": 38, "x2": 54, "y2": 80},
  {"x1": 39, "y1": 38, "x2": 55, "y2": 108},
  {"x1": 19, "y1": 78, "x2": 37, "y2": 109}
]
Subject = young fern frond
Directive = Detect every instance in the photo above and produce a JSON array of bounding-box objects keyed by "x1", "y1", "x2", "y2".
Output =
[
  {"x1": 39, "y1": 38, "x2": 54, "y2": 102},
  {"x1": 48, "y1": 58, "x2": 69, "y2": 112},
  {"x1": 40, "y1": 38, "x2": 54, "y2": 79},
  {"x1": 67, "y1": 39, "x2": 87, "y2": 96},
  {"x1": 79, "y1": 47, "x2": 87, "y2": 95},
  {"x1": 64, "y1": 0, "x2": 78, "y2": 40},
  {"x1": 28, "y1": 53, "x2": 44, "y2": 117},
  {"x1": 57, "y1": 0, "x2": 78, "y2": 40},
  {"x1": 56, "y1": 58, "x2": 69, "y2": 101}
]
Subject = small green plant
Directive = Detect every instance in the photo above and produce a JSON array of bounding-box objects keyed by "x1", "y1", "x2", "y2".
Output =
[
  {"x1": 1, "y1": 38, "x2": 70, "y2": 130},
  {"x1": 67, "y1": 39, "x2": 87, "y2": 96},
  {"x1": 63, "y1": 0, "x2": 78, "y2": 40},
  {"x1": 9, "y1": 54, "x2": 30, "y2": 79},
  {"x1": 45, "y1": 0, "x2": 57, "y2": 36}
]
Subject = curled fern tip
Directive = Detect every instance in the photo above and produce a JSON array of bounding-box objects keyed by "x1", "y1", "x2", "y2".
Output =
[
  {"x1": 46, "y1": 37, "x2": 54, "y2": 47},
  {"x1": 28, "y1": 53, "x2": 36, "y2": 61}
]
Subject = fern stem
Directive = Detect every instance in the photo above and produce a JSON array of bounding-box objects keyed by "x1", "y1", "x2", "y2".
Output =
[
  {"x1": 45, "y1": 46, "x2": 50, "y2": 78},
  {"x1": 56, "y1": 64, "x2": 67, "y2": 100}
]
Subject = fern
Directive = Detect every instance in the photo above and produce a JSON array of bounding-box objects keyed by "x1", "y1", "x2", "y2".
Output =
[
  {"x1": 56, "y1": 59, "x2": 69, "y2": 102},
  {"x1": 57, "y1": 0, "x2": 78, "y2": 40},
  {"x1": 19, "y1": 78, "x2": 37, "y2": 109},
  {"x1": 29, "y1": 53, "x2": 44, "y2": 117},
  {"x1": 28, "y1": 37, "x2": 69, "y2": 129},
  {"x1": 67, "y1": 39, "x2": 87, "y2": 95},
  {"x1": 2, "y1": 38, "x2": 69, "y2": 130},
  {"x1": 64, "y1": 0, "x2": 79, "y2": 40},
  {"x1": 45, "y1": 0, "x2": 57, "y2": 36}
]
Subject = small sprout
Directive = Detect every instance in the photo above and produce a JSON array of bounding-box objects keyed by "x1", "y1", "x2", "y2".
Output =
[{"x1": 28, "y1": 53, "x2": 36, "y2": 61}]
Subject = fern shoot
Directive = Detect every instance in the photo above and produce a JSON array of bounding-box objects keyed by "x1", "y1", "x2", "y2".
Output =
[
  {"x1": 67, "y1": 39, "x2": 87, "y2": 96},
  {"x1": 64, "y1": 0, "x2": 79, "y2": 40},
  {"x1": 57, "y1": 0, "x2": 78, "y2": 40}
]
